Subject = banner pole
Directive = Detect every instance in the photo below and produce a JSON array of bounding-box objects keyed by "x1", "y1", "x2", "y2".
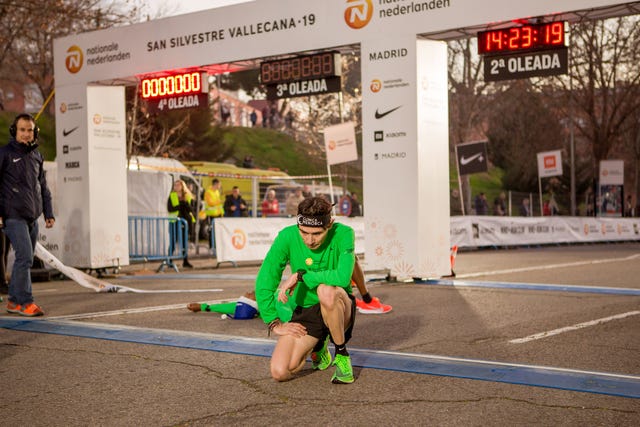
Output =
[
  {"x1": 454, "y1": 144, "x2": 465, "y2": 215},
  {"x1": 538, "y1": 176, "x2": 543, "y2": 216},
  {"x1": 327, "y1": 162, "x2": 336, "y2": 215}
]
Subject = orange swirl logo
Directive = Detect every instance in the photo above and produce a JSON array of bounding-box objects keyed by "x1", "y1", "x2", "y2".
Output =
[
  {"x1": 344, "y1": 0, "x2": 373, "y2": 29},
  {"x1": 65, "y1": 45, "x2": 84, "y2": 74},
  {"x1": 370, "y1": 79, "x2": 382, "y2": 92},
  {"x1": 328, "y1": 140, "x2": 336, "y2": 150},
  {"x1": 231, "y1": 229, "x2": 247, "y2": 250}
]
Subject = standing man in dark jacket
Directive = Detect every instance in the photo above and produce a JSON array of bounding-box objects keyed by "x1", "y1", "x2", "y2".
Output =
[
  {"x1": 0, "y1": 114, "x2": 55, "y2": 316},
  {"x1": 223, "y1": 186, "x2": 249, "y2": 217}
]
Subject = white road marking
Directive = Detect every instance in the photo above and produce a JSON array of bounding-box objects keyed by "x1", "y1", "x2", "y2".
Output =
[
  {"x1": 455, "y1": 253, "x2": 640, "y2": 279},
  {"x1": 509, "y1": 310, "x2": 640, "y2": 344},
  {"x1": 48, "y1": 298, "x2": 235, "y2": 320}
]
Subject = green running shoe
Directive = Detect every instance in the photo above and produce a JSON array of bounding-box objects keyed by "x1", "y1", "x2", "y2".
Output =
[
  {"x1": 331, "y1": 353, "x2": 354, "y2": 384},
  {"x1": 311, "y1": 335, "x2": 332, "y2": 370}
]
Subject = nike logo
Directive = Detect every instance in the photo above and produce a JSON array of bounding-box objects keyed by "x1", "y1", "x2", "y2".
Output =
[
  {"x1": 63, "y1": 126, "x2": 79, "y2": 137},
  {"x1": 460, "y1": 152, "x2": 484, "y2": 165},
  {"x1": 12, "y1": 158, "x2": 21, "y2": 163},
  {"x1": 375, "y1": 106, "x2": 401, "y2": 119}
]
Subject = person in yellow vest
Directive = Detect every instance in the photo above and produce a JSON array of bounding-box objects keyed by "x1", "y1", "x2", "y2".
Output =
[
  {"x1": 167, "y1": 179, "x2": 195, "y2": 268},
  {"x1": 202, "y1": 178, "x2": 223, "y2": 251}
]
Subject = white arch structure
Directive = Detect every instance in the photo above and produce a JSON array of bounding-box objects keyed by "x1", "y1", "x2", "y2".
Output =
[{"x1": 52, "y1": 0, "x2": 631, "y2": 275}]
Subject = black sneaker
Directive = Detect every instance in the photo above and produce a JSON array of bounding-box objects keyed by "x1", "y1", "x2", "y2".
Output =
[
  {"x1": 183, "y1": 261, "x2": 194, "y2": 269},
  {"x1": 0, "y1": 282, "x2": 8, "y2": 295}
]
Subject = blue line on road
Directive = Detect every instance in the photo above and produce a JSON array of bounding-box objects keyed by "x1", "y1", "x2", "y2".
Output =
[
  {"x1": 419, "y1": 279, "x2": 640, "y2": 296},
  {"x1": 1, "y1": 317, "x2": 638, "y2": 399}
]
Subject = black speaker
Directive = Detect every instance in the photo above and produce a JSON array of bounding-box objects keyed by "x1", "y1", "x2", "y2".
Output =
[{"x1": 9, "y1": 113, "x2": 39, "y2": 141}]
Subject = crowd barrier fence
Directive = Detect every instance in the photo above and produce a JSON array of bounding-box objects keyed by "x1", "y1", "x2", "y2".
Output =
[{"x1": 128, "y1": 216, "x2": 188, "y2": 272}]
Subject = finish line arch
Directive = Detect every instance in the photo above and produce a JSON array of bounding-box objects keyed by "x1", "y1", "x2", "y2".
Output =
[{"x1": 52, "y1": 0, "x2": 630, "y2": 277}]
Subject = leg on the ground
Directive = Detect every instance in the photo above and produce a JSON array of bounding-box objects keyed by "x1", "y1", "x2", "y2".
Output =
[{"x1": 270, "y1": 334, "x2": 317, "y2": 382}]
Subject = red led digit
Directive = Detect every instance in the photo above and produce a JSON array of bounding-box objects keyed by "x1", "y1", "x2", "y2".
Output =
[
  {"x1": 508, "y1": 27, "x2": 520, "y2": 49},
  {"x1": 521, "y1": 26, "x2": 532, "y2": 49},
  {"x1": 491, "y1": 31, "x2": 502, "y2": 51},
  {"x1": 322, "y1": 53, "x2": 333, "y2": 75},
  {"x1": 291, "y1": 58, "x2": 300, "y2": 80},
  {"x1": 192, "y1": 72, "x2": 200, "y2": 92},
  {"x1": 280, "y1": 59, "x2": 290, "y2": 81},
  {"x1": 301, "y1": 56, "x2": 311, "y2": 78},
  {"x1": 482, "y1": 33, "x2": 490, "y2": 53},
  {"x1": 550, "y1": 22, "x2": 564, "y2": 45}
]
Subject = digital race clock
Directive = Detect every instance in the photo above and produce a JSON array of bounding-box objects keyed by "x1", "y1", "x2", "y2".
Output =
[
  {"x1": 260, "y1": 52, "x2": 341, "y2": 85},
  {"x1": 140, "y1": 71, "x2": 207, "y2": 100},
  {"x1": 477, "y1": 21, "x2": 566, "y2": 55}
]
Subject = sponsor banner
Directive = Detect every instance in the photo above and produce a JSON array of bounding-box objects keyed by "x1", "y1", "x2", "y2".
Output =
[
  {"x1": 483, "y1": 47, "x2": 568, "y2": 82},
  {"x1": 362, "y1": 35, "x2": 419, "y2": 278},
  {"x1": 266, "y1": 76, "x2": 341, "y2": 100},
  {"x1": 53, "y1": 0, "x2": 620, "y2": 87},
  {"x1": 456, "y1": 140, "x2": 489, "y2": 175},
  {"x1": 363, "y1": 36, "x2": 450, "y2": 279},
  {"x1": 54, "y1": 84, "x2": 91, "y2": 266},
  {"x1": 599, "y1": 160, "x2": 624, "y2": 185},
  {"x1": 323, "y1": 121, "x2": 358, "y2": 165},
  {"x1": 450, "y1": 216, "x2": 640, "y2": 248},
  {"x1": 84, "y1": 86, "x2": 129, "y2": 268},
  {"x1": 416, "y1": 39, "x2": 450, "y2": 277},
  {"x1": 215, "y1": 216, "x2": 640, "y2": 264},
  {"x1": 537, "y1": 149, "x2": 563, "y2": 178},
  {"x1": 214, "y1": 217, "x2": 365, "y2": 263}
]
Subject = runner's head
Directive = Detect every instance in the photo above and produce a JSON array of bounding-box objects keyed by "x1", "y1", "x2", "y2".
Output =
[{"x1": 296, "y1": 197, "x2": 333, "y2": 249}]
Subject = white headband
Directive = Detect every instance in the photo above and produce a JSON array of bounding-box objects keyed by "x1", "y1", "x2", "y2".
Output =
[{"x1": 296, "y1": 214, "x2": 331, "y2": 228}]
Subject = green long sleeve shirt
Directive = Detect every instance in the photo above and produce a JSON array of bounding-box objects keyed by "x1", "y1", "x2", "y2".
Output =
[{"x1": 255, "y1": 222, "x2": 356, "y2": 324}]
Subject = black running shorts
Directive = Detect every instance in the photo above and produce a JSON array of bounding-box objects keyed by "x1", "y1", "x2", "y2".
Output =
[{"x1": 290, "y1": 294, "x2": 356, "y2": 343}]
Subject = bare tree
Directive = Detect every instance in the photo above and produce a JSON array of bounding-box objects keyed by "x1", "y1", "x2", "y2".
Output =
[
  {"x1": 0, "y1": 0, "x2": 138, "y2": 112},
  {"x1": 447, "y1": 38, "x2": 490, "y2": 212},
  {"x1": 553, "y1": 17, "x2": 640, "y2": 189},
  {"x1": 486, "y1": 81, "x2": 565, "y2": 192}
]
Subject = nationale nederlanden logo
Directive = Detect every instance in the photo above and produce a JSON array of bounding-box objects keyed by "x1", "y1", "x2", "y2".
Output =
[
  {"x1": 231, "y1": 229, "x2": 247, "y2": 250},
  {"x1": 65, "y1": 45, "x2": 84, "y2": 74},
  {"x1": 344, "y1": 0, "x2": 373, "y2": 29}
]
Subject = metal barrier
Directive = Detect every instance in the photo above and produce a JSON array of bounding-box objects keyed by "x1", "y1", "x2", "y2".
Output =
[{"x1": 128, "y1": 216, "x2": 188, "y2": 272}]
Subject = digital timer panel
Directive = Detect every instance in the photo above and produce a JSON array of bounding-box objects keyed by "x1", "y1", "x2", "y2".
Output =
[
  {"x1": 478, "y1": 21, "x2": 566, "y2": 55},
  {"x1": 260, "y1": 52, "x2": 341, "y2": 85},
  {"x1": 140, "y1": 71, "x2": 206, "y2": 99}
]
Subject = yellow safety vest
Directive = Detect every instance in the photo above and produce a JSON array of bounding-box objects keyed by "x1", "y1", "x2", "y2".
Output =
[
  {"x1": 204, "y1": 187, "x2": 223, "y2": 217},
  {"x1": 168, "y1": 192, "x2": 195, "y2": 223}
]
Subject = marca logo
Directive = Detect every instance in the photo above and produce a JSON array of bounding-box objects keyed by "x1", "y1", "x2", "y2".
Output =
[
  {"x1": 231, "y1": 229, "x2": 247, "y2": 250},
  {"x1": 370, "y1": 79, "x2": 382, "y2": 92},
  {"x1": 544, "y1": 155, "x2": 556, "y2": 168},
  {"x1": 65, "y1": 45, "x2": 83, "y2": 74},
  {"x1": 344, "y1": 0, "x2": 373, "y2": 29}
]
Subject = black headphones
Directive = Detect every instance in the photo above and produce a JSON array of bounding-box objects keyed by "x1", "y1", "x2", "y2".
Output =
[{"x1": 9, "y1": 113, "x2": 39, "y2": 141}]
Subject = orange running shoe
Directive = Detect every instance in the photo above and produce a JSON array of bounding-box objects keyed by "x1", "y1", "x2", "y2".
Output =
[
  {"x1": 18, "y1": 302, "x2": 44, "y2": 317},
  {"x1": 355, "y1": 297, "x2": 392, "y2": 314},
  {"x1": 7, "y1": 301, "x2": 22, "y2": 314}
]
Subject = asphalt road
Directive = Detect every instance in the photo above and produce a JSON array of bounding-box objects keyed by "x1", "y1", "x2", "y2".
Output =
[{"x1": 1, "y1": 242, "x2": 639, "y2": 426}]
